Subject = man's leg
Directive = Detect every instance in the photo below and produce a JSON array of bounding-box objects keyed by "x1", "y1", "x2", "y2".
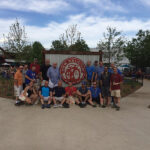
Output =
[
  {"x1": 87, "y1": 98, "x2": 97, "y2": 107},
  {"x1": 30, "y1": 94, "x2": 38, "y2": 104},
  {"x1": 25, "y1": 97, "x2": 32, "y2": 104},
  {"x1": 40, "y1": 98, "x2": 45, "y2": 109}
]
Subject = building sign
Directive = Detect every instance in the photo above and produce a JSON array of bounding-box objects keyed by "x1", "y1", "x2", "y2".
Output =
[{"x1": 60, "y1": 57, "x2": 86, "y2": 84}]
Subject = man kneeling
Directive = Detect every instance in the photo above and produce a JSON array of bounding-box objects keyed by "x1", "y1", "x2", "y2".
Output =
[
  {"x1": 53, "y1": 81, "x2": 69, "y2": 108},
  {"x1": 77, "y1": 81, "x2": 96, "y2": 108},
  {"x1": 39, "y1": 80, "x2": 53, "y2": 109},
  {"x1": 89, "y1": 82, "x2": 105, "y2": 107}
]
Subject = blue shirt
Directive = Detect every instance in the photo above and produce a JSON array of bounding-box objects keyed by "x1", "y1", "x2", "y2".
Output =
[
  {"x1": 90, "y1": 87, "x2": 101, "y2": 98},
  {"x1": 47, "y1": 66, "x2": 60, "y2": 85},
  {"x1": 40, "y1": 86, "x2": 52, "y2": 97},
  {"x1": 86, "y1": 66, "x2": 95, "y2": 80},
  {"x1": 108, "y1": 68, "x2": 122, "y2": 75},
  {"x1": 97, "y1": 66, "x2": 104, "y2": 80},
  {"x1": 78, "y1": 87, "x2": 88, "y2": 94},
  {"x1": 25, "y1": 70, "x2": 36, "y2": 84}
]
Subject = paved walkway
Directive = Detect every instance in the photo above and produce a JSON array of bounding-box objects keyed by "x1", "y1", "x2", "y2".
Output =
[{"x1": 0, "y1": 80, "x2": 150, "y2": 150}]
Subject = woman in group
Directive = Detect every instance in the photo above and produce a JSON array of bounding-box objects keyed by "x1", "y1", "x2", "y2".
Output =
[{"x1": 19, "y1": 81, "x2": 38, "y2": 105}]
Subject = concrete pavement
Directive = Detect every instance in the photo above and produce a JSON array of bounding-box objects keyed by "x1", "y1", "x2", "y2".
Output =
[{"x1": 0, "y1": 80, "x2": 150, "y2": 150}]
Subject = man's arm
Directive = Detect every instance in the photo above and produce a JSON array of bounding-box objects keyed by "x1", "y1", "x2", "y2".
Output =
[
  {"x1": 39, "y1": 90, "x2": 43, "y2": 99},
  {"x1": 47, "y1": 68, "x2": 50, "y2": 80},
  {"x1": 76, "y1": 90, "x2": 82, "y2": 96}
]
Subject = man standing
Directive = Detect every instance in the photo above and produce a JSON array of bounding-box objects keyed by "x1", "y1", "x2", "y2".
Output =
[
  {"x1": 40, "y1": 59, "x2": 51, "y2": 85},
  {"x1": 86, "y1": 61, "x2": 95, "y2": 86},
  {"x1": 25, "y1": 66, "x2": 36, "y2": 86},
  {"x1": 100, "y1": 66, "x2": 111, "y2": 106},
  {"x1": 93, "y1": 60, "x2": 99, "y2": 82},
  {"x1": 110, "y1": 67, "x2": 122, "y2": 111},
  {"x1": 77, "y1": 81, "x2": 96, "y2": 107},
  {"x1": 47, "y1": 62, "x2": 60, "y2": 88},
  {"x1": 89, "y1": 82, "x2": 104, "y2": 107},
  {"x1": 108, "y1": 63, "x2": 122, "y2": 75},
  {"x1": 14, "y1": 65, "x2": 23, "y2": 102},
  {"x1": 39, "y1": 80, "x2": 53, "y2": 109},
  {"x1": 96, "y1": 61, "x2": 104, "y2": 85},
  {"x1": 30, "y1": 58, "x2": 40, "y2": 75}
]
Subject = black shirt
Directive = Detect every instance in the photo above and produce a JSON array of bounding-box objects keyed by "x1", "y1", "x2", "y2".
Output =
[
  {"x1": 53, "y1": 86, "x2": 65, "y2": 97},
  {"x1": 40, "y1": 64, "x2": 51, "y2": 80},
  {"x1": 78, "y1": 87, "x2": 88, "y2": 94},
  {"x1": 101, "y1": 72, "x2": 111, "y2": 87}
]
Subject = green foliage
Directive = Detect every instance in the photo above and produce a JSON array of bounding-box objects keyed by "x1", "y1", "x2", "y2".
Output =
[
  {"x1": 68, "y1": 39, "x2": 89, "y2": 51},
  {"x1": 51, "y1": 40, "x2": 68, "y2": 51},
  {"x1": 21, "y1": 41, "x2": 44, "y2": 64},
  {"x1": 98, "y1": 27, "x2": 125, "y2": 65},
  {"x1": 124, "y1": 30, "x2": 150, "y2": 68},
  {"x1": 51, "y1": 24, "x2": 89, "y2": 51},
  {"x1": 32, "y1": 41, "x2": 44, "y2": 64},
  {"x1": 3, "y1": 19, "x2": 27, "y2": 60}
]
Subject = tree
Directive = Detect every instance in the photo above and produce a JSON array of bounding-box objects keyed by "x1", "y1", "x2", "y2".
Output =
[
  {"x1": 97, "y1": 27, "x2": 125, "y2": 65},
  {"x1": 3, "y1": 19, "x2": 28, "y2": 60},
  {"x1": 51, "y1": 24, "x2": 89, "y2": 51},
  {"x1": 124, "y1": 30, "x2": 150, "y2": 69},
  {"x1": 51, "y1": 40, "x2": 68, "y2": 51},
  {"x1": 69, "y1": 39, "x2": 89, "y2": 51},
  {"x1": 59, "y1": 24, "x2": 81, "y2": 46},
  {"x1": 32, "y1": 41, "x2": 44, "y2": 65}
]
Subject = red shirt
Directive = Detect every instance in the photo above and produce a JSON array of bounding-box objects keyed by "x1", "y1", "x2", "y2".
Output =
[
  {"x1": 30, "y1": 63, "x2": 40, "y2": 74},
  {"x1": 110, "y1": 73, "x2": 122, "y2": 90},
  {"x1": 65, "y1": 86, "x2": 77, "y2": 96}
]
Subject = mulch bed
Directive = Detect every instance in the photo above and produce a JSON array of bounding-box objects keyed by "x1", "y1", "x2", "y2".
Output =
[{"x1": 0, "y1": 77, "x2": 142, "y2": 100}]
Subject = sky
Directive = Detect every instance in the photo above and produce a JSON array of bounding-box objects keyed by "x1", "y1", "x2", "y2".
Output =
[{"x1": 0, "y1": 0, "x2": 150, "y2": 49}]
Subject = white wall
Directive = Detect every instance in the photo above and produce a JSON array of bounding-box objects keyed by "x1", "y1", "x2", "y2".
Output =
[{"x1": 45, "y1": 54, "x2": 99, "y2": 66}]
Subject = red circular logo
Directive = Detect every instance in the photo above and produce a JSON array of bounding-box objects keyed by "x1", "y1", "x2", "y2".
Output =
[{"x1": 60, "y1": 57, "x2": 86, "y2": 84}]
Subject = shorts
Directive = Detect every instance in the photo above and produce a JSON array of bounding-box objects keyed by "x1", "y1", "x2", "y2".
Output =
[
  {"x1": 66, "y1": 96, "x2": 78, "y2": 104},
  {"x1": 102, "y1": 87, "x2": 111, "y2": 98},
  {"x1": 55, "y1": 97, "x2": 64, "y2": 102},
  {"x1": 92, "y1": 97, "x2": 100, "y2": 104},
  {"x1": 111, "y1": 90, "x2": 121, "y2": 98},
  {"x1": 14, "y1": 85, "x2": 23, "y2": 97},
  {"x1": 43, "y1": 96, "x2": 51, "y2": 101}
]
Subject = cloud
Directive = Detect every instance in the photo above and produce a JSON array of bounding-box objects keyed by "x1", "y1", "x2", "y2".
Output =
[
  {"x1": 139, "y1": 0, "x2": 150, "y2": 6},
  {"x1": 1, "y1": 15, "x2": 150, "y2": 49},
  {"x1": 77, "y1": 0, "x2": 127, "y2": 13},
  {"x1": 0, "y1": 0, "x2": 70, "y2": 14}
]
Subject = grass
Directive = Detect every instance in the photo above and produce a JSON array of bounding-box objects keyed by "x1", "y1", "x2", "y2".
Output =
[
  {"x1": 0, "y1": 76, "x2": 15, "y2": 99},
  {"x1": 121, "y1": 78, "x2": 142, "y2": 97},
  {"x1": 0, "y1": 76, "x2": 142, "y2": 99}
]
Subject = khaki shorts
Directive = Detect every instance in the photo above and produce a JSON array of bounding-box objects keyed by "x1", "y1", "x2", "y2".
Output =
[
  {"x1": 43, "y1": 96, "x2": 51, "y2": 101},
  {"x1": 14, "y1": 85, "x2": 23, "y2": 97},
  {"x1": 66, "y1": 96, "x2": 78, "y2": 104},
  {"x1": 111, "y1": 90, "x2": 121, "y2": 98},
  {"x1": 55, "y1": 97, "x2": 64, "y2": 102}
]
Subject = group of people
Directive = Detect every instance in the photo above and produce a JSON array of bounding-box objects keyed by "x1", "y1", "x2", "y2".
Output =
[{"x1": 14, "y1": 58, "x2": 122, "y2": 111}]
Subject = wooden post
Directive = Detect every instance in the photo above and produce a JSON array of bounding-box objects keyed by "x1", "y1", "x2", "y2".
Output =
[{"x1": 99, "y1": 50, "x2": 103, "y2": 62}]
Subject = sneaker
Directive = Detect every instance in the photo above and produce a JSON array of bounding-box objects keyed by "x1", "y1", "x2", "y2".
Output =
[
  {"x1": 116, "y1": 106, "x2": 120, "y2": 111},
  {"x1": 148, "y1": 105, "x2": 150, "y2": 109},
  {"x1": 15, "y1": 100, "x2": 24, "y2": 106},
  {"x1": 92, "y1": 104, "x2": 97, "y2": 107},
  {"x1": 79, "y1": 103, "x2": 84, "y2": 108},
  {"x1": 41, "y1": 104, "x2": 45, "y2": 109},
  {"x1": 111, "y1": 104, "x2": 117, "y2": 108},
  {"x1": 46, "y1": 104, "x2": 51, "y2": 108},
  {"x1": 59, "y1": 104, "x2": 63, "y2": 108},
  {"x1": 53, "y1": 104, "x2": 58, "y2": 108},
  {"x1": 63, "y1": 103, "x2": 70, "y2": 108},
  {"x1": 102, "y1": 105, "x2": 106, "y2": 108}
]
